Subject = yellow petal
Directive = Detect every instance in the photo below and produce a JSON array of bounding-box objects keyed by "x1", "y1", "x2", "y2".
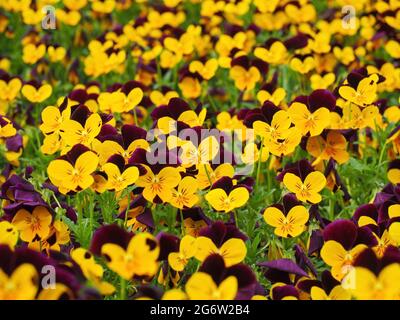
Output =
[
  {"x1": 283, "y1": 173, "x2": 303, "y2": 194},
  {"x1": 180, "y1": 235, "x2": 197, "y2": 258},
  {"x1": 311, "y1": 286, "x2": 329, "y2": 300},
  {"x1": 10, "y1": 264, "x2": 38, "y2": 300},
  {"x1": 168, "y1": 252, "x2": 186, "y2": 272},
  {"x1": 219, "y1": 238, "x2": 247, "y2": 266},
  {"x1": 218, "y1": 275, "x2": 238, "y2": 299},
  {"x1": 228, "y1": 187, "x2": 249, "y2": 209},
  {"x1": 157, "y1": 167, "x2": 181, "y2": 188},
  {"x1": 304, "y1": 171, "x2": 326, "y2": 193},
  {"x1": 186, "y1": 272, "x2": 216, "y2": 300},
  {"x1": 76, "y1": 151, "x2": 99, "y2": 177},
  {"x1": 320, "y1": 240, "x2": 346, "y2": 267},
  {"x1": 263, "y1": 207, "x2": 285, "y2": 227},
  {"x1": 194, "y1": 236, "x2": 218, "y2": 262},
  {"x1": 389, "y1": 204, "x2": 400, "y2": 219},
  {"x1": 287, "y1": 205, "x2": 309, "y2": 226},
  {"x1": 205, "y1": 188, "x2": 229, "y2": 212}
]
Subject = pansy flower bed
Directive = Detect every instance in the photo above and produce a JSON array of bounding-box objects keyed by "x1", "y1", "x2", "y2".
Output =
[{"x1": 0, "y1": 0, "x2": 399, "y2": 301}]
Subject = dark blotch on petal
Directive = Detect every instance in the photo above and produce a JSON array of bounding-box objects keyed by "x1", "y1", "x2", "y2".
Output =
[
  {"x1": 323, "y1": 219, "x2": 357, "y2": 250},
  {"x1": 90, "y1": 224, "x2": 133, "y2": 255}
]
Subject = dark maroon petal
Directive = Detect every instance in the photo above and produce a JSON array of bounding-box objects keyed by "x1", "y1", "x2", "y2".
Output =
[
  {"x1": 388, "y1": 159, "x2": 400, "y2": 171},
  {"x1": 6, "y1": 134, "x2": 23, "y2": 152},
  {"x1": 90, "y1": 224, "x2": 133, "y2": 255},
  {"x1": 308, "y1": 230, "x2": 324, "y2": 255},
  {"x1": 254, "y1": 281, "x2": 267, "y2": 296},
  {"x1": 66, "y1": 144, "x2": 91, "y2": 165},
  {"x1": 0, "y1": 115, "x2": 9, "y2": 127},
  {"x1": 381, "y1": 246, "x2": 400, "y2": 271},
  {"x1": 151, "y1": 105, "x2": 170, "y2": 121},
  {"x1": 295, "y1": 245, "x2": 317, "y2": 277},
  {"x1": 226, "y1": 263, "x2": 256, "y2": 289},
  {"x1": 263, "y1": 268, "x2": 291, "y2": 284},
  {"x1": 64, "y1": 204, "x2": 78, "y2": 223},
  {"x1": 177, "y1": 207, "x2": 212, "y2": 225},
  {"x1": 121, "y1": 80, "x2": 147, "y2": 95},
  {"x1": 332, "y1": 167, "x2": 351, "y2": 202},
  {"x1": 132, "y1": 285, "x2": 163, "y2": 300},
  {"x1": 1, "y1": 163, "x2": 13, "y2": 179},
  {"x1": 70, "y1": 104, "x2": 90, "y2": 126},
  {"x1": 106, "y1": 154, "x2": 125, "y2": 172},
  {"x1": 121, "y1": 125, "x2": 147, "y2": 148},
  {"x1": 282, "y1": 193, "x2": 301, "y2": 213},
  {"x1": 252, "y1": 58, "x2": 268, "y2": 74},
  {"x1": 156, "y1": 232, "x2": 179, "y2": 261},
  {"x1": 69, "y1": 89, "x2": 88, "y2": 103},
  {"x1": 175, "y1": 120, "x2": 191, "y2": 133},
  {"x1": 199, "y1": 254, "x2": 226, "y2": 284},
  {"x1": 308, "y1": 89, "x2": 336, "y2": 112},
  {"x1": 355, "y1": 226, "x2": 378, "y2": 247},
  {"x1": 353, "y1": 204, "x2": 378, "y2": 223},
  {"x1": 128, "y1": 148, "x2": 148, "y2": 166},
  {"x1": 297, "y1": 159, "x2": 315, "y2": 181},
  {"x1": 324, "y1": 158, "x2": 336, "y2": 176},
  {"x1": 168, "y1": 98, "x2": 190, "y2": 119},
  {"x1": 296, "y1": 279, "x2": 321, "y2": 293},
  {"x1": 14, "y1": 188, "x2": 39, "y2": 203},
  {"x1": 260, "y1": 101, "x2": 281, "y2": 123},
  {"x1": 309, "y1": 205, "x2": 328, "y2": 228},
  {"x1": 136, "y1": 208, "x2": 155, "y2": 229},
  {"x1": 236, "y1": 177, "x2": 255, "y2": 193},
  {"x1": 24, "y1": 80, "x2": 40, "y2": 88},
  {"x1": 117, "y1": 195, "x2": 147, "y2": 219},
  {"x1": 323, "y1": 219, "x2": 357, "y2": 250},
  {"x1": 198, "y1": 221, "x2": 227, "y2": 247},
  {"x1": 210, "y1": 176, "x2": 233, "y2": 193},
  {"x1": 378, "y1": 201, "x2": 395, "y2": 224},
  {"x1": 353, "y1": 248, "x2": 379, "y2": 275},
  {"x1": 97, "y1": 124, "x2": 119, "y2": 142},
  {"x1": 231, "y1": 55, "x2": 250, "y2": 69},
  {"x1": 4, "y1": 202, "x2": 47, "y2": 216},
  {"x1": 14, "y1": 246, "x2": 55, "y2": 273},
  {"x1": 224, "y1": 223, "x2": 248, "y2": 242},
  {"x1": 243, "y1": 109, "x2": 264, "y2": 128},
  {"x1": 321, "y1": 270, "x2": 340, "y2": 293},
  {"x1": 0, "y1": 245, "x2": 14, "y2": 274},
  {"x1": 347, "y1": 72, "x2": 364, "y2": 89},
  {"x1": 258, "y1": 259, "x2": 309, "y2": 277},
  {"x1": 99, "y1": 113, "x2": 113, "y2": 124},
  {"x1": 291, "y1": 95, "x2": 308, "y2": 107},
  {"x1": 271, "y1": 285, "x2": 299, "y2": 300},
  {"x1": 374, "y1": 190, "x2": 395, "y2": 206},
  {"x1": 235, "y1": 282, "x2": 257, "y2": 300},
  {"x1": 284, "y1": 33, "x2": 309, "y2": 50},
  {"x1": 1, "y1": 174, "x2": 44, "y2": 204}
]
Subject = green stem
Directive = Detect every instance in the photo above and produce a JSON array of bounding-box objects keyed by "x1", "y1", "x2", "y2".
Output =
[
  {"x1": 180, "y1": 209, "x2": 185, "y2": 236},
  {"x1": 378, "y1": 141, "x2": 388, "y2": 166},
  {"x1": 124, "y1": 192, "x2": 131, "y2": 228},
  {"x1": 52, "y1": 193, "x2": 62, "y2": 209},
  {"x1": 256, "y1": 139, "x2": 264, "y2": 187},
  {"x1": 266, "y1": 157, "x2": 272, "y2": 192},
  {"x1": 120, "y1": 277, "x2": 127, "y2": 300},
  {"x1": 203, "y1": 163, "x2": 213, "y2": 189},
  {"x1": 233, "y1": 210, "x2": 239, "y2": 228},
  {"x1": 329, "y1": 195, "x2": 335, "y2": 221}
]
